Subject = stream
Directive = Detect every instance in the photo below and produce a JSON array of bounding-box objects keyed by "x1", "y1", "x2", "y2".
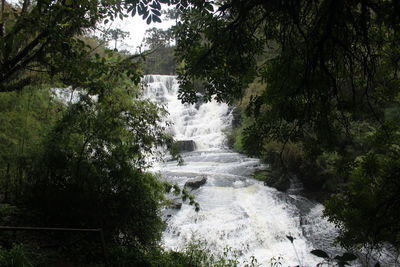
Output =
[{"x1": 142, "y1": 75, "x2": 395, "y2": 266}]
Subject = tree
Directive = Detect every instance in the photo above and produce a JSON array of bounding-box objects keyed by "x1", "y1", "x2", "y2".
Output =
[
  {"x1": 163, "y1": 8, "x2": 180, "y2": 21},
  {"x1": 143, "y1": 27, "x2": 174, "y2": 49},
  {"x1": 0, "y1": 0, "x2": 189, "y2": 93},
  {"x1": 140, "y1": 27, "x2": 176, "y2": 74},
  {"x1": 0, "y1": 85, "x2": 59, "y2": 203},
  {"x1": 0, "y1": 0, "x2": 191, "y2": 263},
  {"x1": 22, "y1": 80, "x2": 170, "y2": 246},
  {"x1": 0, "y1": 37, "x2": 176, "y2": 263},
  {"x1": 176, "y1": 0, "x2": 400, "y2": 123},
  {"x1": 173, "y1": 0, "x2": 400, "y2": 251},
  {"x1": 325, "y1": 139, "x2": 400, "y2": 250},
  {"x1": 106, "y1": 28, "x2": 130, "y2": 50}
]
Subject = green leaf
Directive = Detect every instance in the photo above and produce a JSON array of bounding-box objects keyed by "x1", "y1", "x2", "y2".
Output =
[
  {"x1": 127, "y1": 5, "x2": 135, "y2": 12},
  {"x1": 152, "y1": 15, "x2": 161, "y2": 23},
  {"x1": 310, "y1": 249, "x2": 330, "y2": 259},
  {"x1": 151, "y1": 9, "x2": 161, "y2": 16},
  {"x1": 150, "y1": 2, "x2": 161, "y2": 10}
]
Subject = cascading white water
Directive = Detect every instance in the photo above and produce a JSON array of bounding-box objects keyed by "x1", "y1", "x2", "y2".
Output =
[
  {"x1": 142, "y1": 75, "x2": 336, "y2": 266},
  {"x1": 142, "y1": 75, "x2": 231, "y2": 150},
  {"x1": 142, "y1": 75, "x2": 396, "y2": 266}
]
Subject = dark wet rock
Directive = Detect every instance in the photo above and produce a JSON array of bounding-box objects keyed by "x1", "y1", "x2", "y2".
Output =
[
  {"x1": 155, "y1": 96, "x2": 168, "y2": 103},
  {"x1": 287, "y1": 177, "x2": 304, "y2": 195},
  {"x1": 230, "y1": 106, "x2": 241, "y2": 128},
  {"x1": 184, "y1": 176, "x2": 207, "y2": 190},
  {"x1": 167, "y1": 197, "x2": 182, "y2": 210},
  {"x1": 169, "y1": 198, "x2": 182, "y2": 209},
  {"x1": 176, "y1": 140, "x2": 196, "y2": 152}
]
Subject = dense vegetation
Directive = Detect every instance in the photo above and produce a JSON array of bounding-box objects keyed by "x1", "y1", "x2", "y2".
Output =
[
  {"x1": 140, "y1": 27, "x2": 176, "y2": 75},
  {"x1": 1, "y1": 0, "x2": 400, "y2": 265},
  {"x1": 0, "y1": 0, "x2": 179, "y2": 265},
  {"x1": 0, "y1": 0, "x2": 257, "y2": 265},
  {"x1": 174, "y1": 0, "x2": 400, "y2": 255}
]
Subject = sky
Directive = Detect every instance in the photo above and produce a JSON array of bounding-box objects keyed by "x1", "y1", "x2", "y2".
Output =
[{"x1": 110, "y1": 14, "x2": 175, "y2": 53}]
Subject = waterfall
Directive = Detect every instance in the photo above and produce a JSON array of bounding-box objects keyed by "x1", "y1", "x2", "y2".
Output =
[
  {"x1": 142, "y1": 75, "x2": 396, "y2": 266},
  {"x1": 142, "y1": 75, "x2": 232, "y2": 150}
]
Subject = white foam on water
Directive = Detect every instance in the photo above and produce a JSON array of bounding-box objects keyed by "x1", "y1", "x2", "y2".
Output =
[
  {"x1": 142, "y1": 75, "x2": 231, "y2": 150},
  {"x1": 143, "y1": 75, "x2": 353, "y2": 266}
]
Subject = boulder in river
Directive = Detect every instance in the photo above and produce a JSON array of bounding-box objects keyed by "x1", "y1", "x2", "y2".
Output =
[
  {"x1": 169, "y1": 198, "x2": 182, "y2": 209},
  {"x1": 184, "y1": 176, "x2": 207, "y2": 190},
  {"x1": 176, "y1": 140, "x2": 196, "y2": 152}
]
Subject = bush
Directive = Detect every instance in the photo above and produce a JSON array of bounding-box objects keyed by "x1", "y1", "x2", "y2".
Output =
[
  {"x1": 6, "y1": 84, "x2": 170, "y2": 264},
  {"x1": 0, "y1": 245, "x2": 34, "y2": 267},
  {"x1": 108, "y1": 241, "x2": 260, "y2": 267},
  {"x1": 325, "y1": 149, "x2": 400, "y2": 249}
]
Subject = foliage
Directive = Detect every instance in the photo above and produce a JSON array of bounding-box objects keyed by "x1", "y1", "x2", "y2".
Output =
[
  {"x1": 163, "y1": 182, "x2": 200, "y2": 211},
  {"x1": 252, "y1": 169, "x2": 290, "y2": 192},
  {"x1": 174, "y1": 0, "x2": 400, "y2": 251},
  {"x1": 2, "y1": 0, "x2": 400, "y2": 262},
  {"x1": 0, "y1": 244, "x2": 34, "y2": 267},
  {"x1": 0, "y1": 0, "x2": 198, "y2": 93},
  {"x1": 143, "y1": 27, "x2": 174, "y2": 49},
  {"x1": 311, "y1": 249, "x2": 357, "y2": 267},
  {"x1": 141, "y1": 46, "x2": 176, "y2": 75},
  {"x1": 0, "y1": 0, "x2": 190, "y2": 264},
  {"x1": 109, "y1": 241, "x2": 260, "y2": 267},
  {"x1": 0, "y1": 67, "x2": 174, "y2": 264},
  {"x1": 0, "y1": 85, "x2": 60, "y2": 204},
  {"x1": 225, "y1": 106, "x2": 253, "y2": 153},
  {"x1": 140, "y1": 27, "x2": 176, "y2": 75},
  {"x1": 105, "y1": 28, "x2": 130, "y2": 50},
  {"x1": 268, "y1": 256, "x2": 283, "y2": 267},
  {"x1": 20, "y1": 79, "x2": 171, "y2": 244},
  {"x1": 325, "y1": 125, "x2": 400, "y2": 249},
  {"x1": 175, "y1": 2, "x2": 259, "y2": 103}
]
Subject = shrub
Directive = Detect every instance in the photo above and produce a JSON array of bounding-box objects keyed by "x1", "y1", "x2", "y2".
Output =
[{"x1": 0, "y1": 245, "x2": 34, "y2": 267}]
